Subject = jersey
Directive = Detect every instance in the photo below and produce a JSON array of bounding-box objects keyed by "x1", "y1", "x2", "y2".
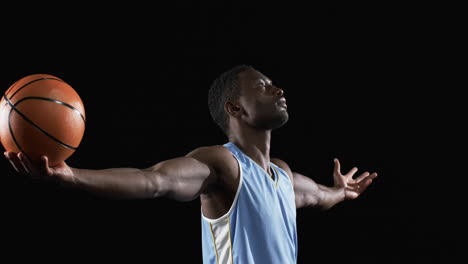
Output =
[{"x1": 201, "y1": 142, "x2": 297, "y2": 264}]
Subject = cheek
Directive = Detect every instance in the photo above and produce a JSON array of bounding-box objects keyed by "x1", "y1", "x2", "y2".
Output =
[
  {"x1": 240, "y1": 97, "x2": 270, "y2": 118},
  {"x1": 252, "y1": 102, "x2": 273, "y2": 119},
  {"x1": 239, "y1": 98, "x2": 256, "y2": 114}
]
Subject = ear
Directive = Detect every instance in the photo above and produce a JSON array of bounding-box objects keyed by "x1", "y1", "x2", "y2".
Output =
[{"x1": 225, "y1": 101, "x2": 242, "y2": 117}]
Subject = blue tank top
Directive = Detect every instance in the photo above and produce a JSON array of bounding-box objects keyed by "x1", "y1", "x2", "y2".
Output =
[{"x1": 201, "y1": 142, "x2": 297, "y2": 264}]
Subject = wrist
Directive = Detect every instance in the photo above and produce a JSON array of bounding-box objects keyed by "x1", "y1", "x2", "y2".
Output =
[{"x1": 67, "y1": 167, "x2": 80, "y2": 185}]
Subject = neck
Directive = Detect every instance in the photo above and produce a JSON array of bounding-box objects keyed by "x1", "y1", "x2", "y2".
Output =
[{"x1": 228, "y1": 126, "x2": 272, "y2": 174}]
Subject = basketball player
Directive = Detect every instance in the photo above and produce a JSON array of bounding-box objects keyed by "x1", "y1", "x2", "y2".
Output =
[{"x1": 4, "y1": 65, "x2": 378, "y2": 264}]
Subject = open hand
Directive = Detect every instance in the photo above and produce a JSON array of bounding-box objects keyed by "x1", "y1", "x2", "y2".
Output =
[
  {"x1": 4, "y1": 151, "x2": 75, "y2": 183},
  {"x1": 333, "y1": 158, "x2": 378, "y2": 200}
]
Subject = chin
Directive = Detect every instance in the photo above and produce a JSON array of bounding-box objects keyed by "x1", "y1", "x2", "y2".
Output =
[
  {"x1": 273, "y1": 113, "x2": 289, "y2": 129},
  {"x1": 257, "y1": 112, "x2": 289, "y2": 130}
]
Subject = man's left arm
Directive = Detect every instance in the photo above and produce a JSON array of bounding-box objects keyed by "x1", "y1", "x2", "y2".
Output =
[{"x1": 271, "y1": 158, "x2": 378, "y2": 209}]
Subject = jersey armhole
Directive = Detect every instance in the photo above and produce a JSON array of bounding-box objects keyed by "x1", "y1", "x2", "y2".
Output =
[{"x1": 201, "y1": 154, "x2": 244, "y2": 224}]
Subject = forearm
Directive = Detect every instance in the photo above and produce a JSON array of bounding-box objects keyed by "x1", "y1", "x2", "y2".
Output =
[
  {"x1": 316, "y1": 184, "x2": 345, "y2": 210},
  {"x1": 69, "y1": 167, "x2": 156, "y2": 200},
  {"x1": 294, "y1": 172, "x2": 345, "y2": 210},
  {"x1": 68, "y1": 155, "x2": 213, "y2": 201}
]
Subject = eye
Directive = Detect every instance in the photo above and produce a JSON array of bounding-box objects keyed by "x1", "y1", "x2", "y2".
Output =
[{"x1": 257, "y1": 80, "x2": 266, "y2": 89}]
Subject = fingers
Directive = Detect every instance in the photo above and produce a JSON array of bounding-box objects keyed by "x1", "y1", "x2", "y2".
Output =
[
  {"x1": 4, "y1": 151, "x2": 19, "y2": 172},
  {"x1": 346, "y1": 172, "x2": 378, "y2": 197},
  {"x1": 361, "y1": 172, "x2": 378, "y2": 183},
  {"x1": 345, "y1": 167, "x2": 358, "y2": 178},
  {"x1": 19, "y1": 153, "x2": 55, "y2": 178},
  {"x1": 365, "y1": 172, "x2": 378, "y2": 185},
  {"x1": 41, "y1": 155, "x2": 53, "y2": 176},
  {"x1": 4, "y1": 151, "x2": 60, "y2": 182},
  {"x1": 358, "y1": 173, "x2": 378, "y2": 191},
  {"x1": 18, "y1": 152, "x2": 34, "y2": 174},
  {"x1": 4, "y1": 151, "x2": 48, "y2": 177},
  {"x1": 4, "y1": 151, "x2": 28, "y2": 174},
  {"x1": 333, "y1": 158, "x2": 341, "y2": 174},
  {"x1": 355, "y1": 171, "x2": 370, "y2": 182}
]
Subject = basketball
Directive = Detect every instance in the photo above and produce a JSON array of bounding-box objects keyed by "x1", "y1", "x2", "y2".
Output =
[{"x1": 0, "y1": 74, "x2": 86, "y2": 167}]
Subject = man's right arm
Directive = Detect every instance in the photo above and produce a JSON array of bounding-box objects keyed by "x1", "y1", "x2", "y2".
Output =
[{"x1": 4, "y1": 146, "x2": 224, "y2": 200}]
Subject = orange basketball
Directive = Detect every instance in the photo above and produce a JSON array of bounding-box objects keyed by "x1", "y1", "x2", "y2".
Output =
[{"x1": 0, "y1": 74, "x2": 86, "y2": 167}]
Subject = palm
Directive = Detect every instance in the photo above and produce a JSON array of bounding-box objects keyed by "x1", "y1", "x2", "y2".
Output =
[
  {"x1": 47, "y1": 161, "x2": 74, "y2": 180},
  {"x1": 5, "y1": 152, "x2": 75, "y2": 183},
  {"x1": 333, "y1": 158, "x2": 377, "y2": 200}
]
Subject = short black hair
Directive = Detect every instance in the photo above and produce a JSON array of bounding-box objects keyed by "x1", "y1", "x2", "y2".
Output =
[{"x1": 208, "y1": 65, "x2": 254, "y2": 136}]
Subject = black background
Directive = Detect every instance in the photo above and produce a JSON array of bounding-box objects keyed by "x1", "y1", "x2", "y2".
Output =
[{"x1": 0, "y1": 2, "x2": 459, "y2": 263}]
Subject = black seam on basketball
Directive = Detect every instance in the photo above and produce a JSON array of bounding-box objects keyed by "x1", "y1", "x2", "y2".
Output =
[
  {"x1": 7, "y1": 104, "x2": 25, "y2": 153},
  {"x1": 15, "y1": 96, "x2": 86, "y2": 122},
  {"x1": 4, "y1": 80, "x2": 19, "y2": 98},
  {"x1": 7, "y1": 108, "x2": 35, "y2": 163},
  {"x1": 4, "y1": 96, "x2": 78, "y2": 150},
  {"x1": 8, "y1": 77, "x2": 64, "y2": 101}
]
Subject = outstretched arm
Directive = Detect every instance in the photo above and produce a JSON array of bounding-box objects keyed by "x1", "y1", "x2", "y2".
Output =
[
  {"x1": 4, "y1": 146, "x2": 223, "y2": 201},
  {"x1": 272, "y1": 158, "x2": 377, "y2": 210}
]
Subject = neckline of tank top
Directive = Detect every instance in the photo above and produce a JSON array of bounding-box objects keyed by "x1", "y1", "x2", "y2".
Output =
[{"x1": 227, "y1": 142, "x2": 279, "y2": 185}]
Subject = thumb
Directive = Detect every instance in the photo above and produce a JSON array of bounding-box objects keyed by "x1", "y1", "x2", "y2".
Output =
[
  {"x1": 345, "y1": 187, "x2": 359, "y2": 200},
  {"x1": 333, "y1": 158, "x2": 341, "y2": 174},
  {"x1": 41, "y1": 156, "x2": 54, "y2": 177}
]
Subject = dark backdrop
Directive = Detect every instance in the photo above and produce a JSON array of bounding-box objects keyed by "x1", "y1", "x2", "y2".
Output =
[{"x1": 0, "y1": 2, "x2": 456, "y2": 263}]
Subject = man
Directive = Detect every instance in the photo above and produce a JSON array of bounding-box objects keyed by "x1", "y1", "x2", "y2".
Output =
[{"x1": 4, "y1": 65, "x2": 378, "y2": 263}]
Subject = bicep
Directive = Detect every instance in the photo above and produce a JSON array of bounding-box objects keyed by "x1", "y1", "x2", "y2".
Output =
[
  {"x1": 145, "y1": 155, "x2": 216, "y2": 201},
  {"x1": 270, "y1": 158, "x2": 323, "y2": 208},
  {"x1": 293, "y1": 172, "x2": 321, "y2": 209},
  {"x1": 270, "y1": 158, "x2": 320, "y2": 208}
]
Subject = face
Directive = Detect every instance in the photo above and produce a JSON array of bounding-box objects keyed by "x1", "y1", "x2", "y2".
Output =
[{"x1": 235, "y1": 69, "x2": 289, "y2": 130}]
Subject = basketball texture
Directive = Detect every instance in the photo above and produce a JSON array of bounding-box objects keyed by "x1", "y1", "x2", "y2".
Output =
[{"x1": 0, "y1": 74, "x2": 86, "y2": 166}]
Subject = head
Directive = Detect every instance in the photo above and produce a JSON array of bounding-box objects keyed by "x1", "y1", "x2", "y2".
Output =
[{"x1": 208, "y1": 65, "x2": 288, "y2": 137}]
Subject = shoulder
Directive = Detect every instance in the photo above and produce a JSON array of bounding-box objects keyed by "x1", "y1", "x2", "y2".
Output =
[
  {"x1": 271, "y1": 158, "x2": 294, "y2": 180},
  {"x1": 186, "y1": 145, "x2": 233, "y2": 161},
  {"x1": 187, "y1": 145, "x2": 240, "y2": 193},
  {"x1": 186, "y1": 145, "x2": 238, "y2": 174}
]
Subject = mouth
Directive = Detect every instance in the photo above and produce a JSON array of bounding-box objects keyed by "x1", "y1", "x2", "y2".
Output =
[{"x1": 277, "y1": 97, "x2": 287, "y2": 109}]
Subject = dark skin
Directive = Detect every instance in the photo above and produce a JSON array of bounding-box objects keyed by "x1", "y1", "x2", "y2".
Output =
[{"x1": 4, "y1": 68, "x2": 377, "y2": 219}]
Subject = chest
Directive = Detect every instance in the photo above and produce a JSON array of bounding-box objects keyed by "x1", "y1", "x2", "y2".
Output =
[{"x1": 237, "y1": 164, "x2": 296, "y2": 221}]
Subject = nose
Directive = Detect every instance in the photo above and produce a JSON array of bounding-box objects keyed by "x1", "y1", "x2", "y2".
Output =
[{"x1": 274, "y1": 86, "x2": 284, "y2": 97}]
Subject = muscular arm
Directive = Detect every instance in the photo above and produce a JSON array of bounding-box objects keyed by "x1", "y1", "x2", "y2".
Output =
[
  {"x1": 291, "y1": 171, "x2": 344, "y2": 210},
  {"x1": 5, "y1": 146, "x2": 225, "y2": 200},
  {"x1": 271, "y1": 158, "x2": 377, "y2": 210},
  {"x1": 73, "y1": 155, "x2": 214, "y2": 200},
  {"x1": 272, "y1": 158, "x2": 343, "y2": 209}
]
